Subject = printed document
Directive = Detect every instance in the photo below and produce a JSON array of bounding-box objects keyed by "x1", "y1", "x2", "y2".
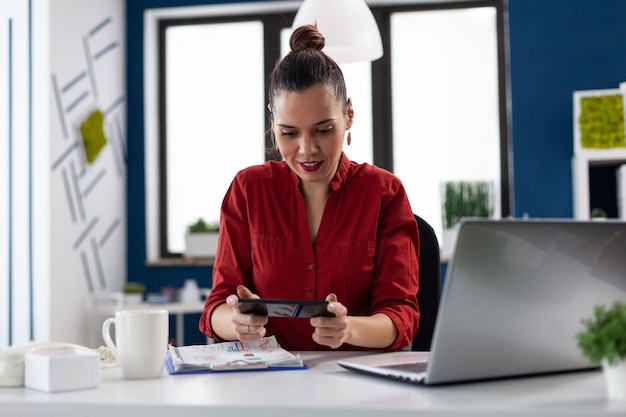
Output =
[{"x1": 166, "y1": 336, "x2": 304, "y2": 373}]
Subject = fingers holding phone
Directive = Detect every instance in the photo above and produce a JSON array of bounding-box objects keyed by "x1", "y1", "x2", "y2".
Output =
[
  {"x1": 225, "y1": 286, "x2": 268, "y2": 342},
  {"x1": 311, "y1": 293, "x2": 349, "y2": 349}
]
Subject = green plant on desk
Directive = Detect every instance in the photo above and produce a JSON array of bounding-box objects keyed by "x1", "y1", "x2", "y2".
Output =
[{"x1": 577, "y1": 300, "x2": 626, "y2": 365}]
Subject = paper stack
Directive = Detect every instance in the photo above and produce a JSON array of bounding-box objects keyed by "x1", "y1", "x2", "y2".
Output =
[
  {"x1": 618, "y1": 165, "x2": 626, "y2": 220},
  {"x1": 165, "y1": 335, "x2": 305, "y2": 374}
]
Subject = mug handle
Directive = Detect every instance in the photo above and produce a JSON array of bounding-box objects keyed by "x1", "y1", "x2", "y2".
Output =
[{"x1": 102, "y1": 317, "x2": 119, "y2": 359}]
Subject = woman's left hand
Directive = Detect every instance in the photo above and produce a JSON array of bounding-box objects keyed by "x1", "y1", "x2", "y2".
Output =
[{"x1": 310, "y1": 293, "x2": 349, "y2": 349}]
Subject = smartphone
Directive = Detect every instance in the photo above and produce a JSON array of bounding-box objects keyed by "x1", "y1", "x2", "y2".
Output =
[{"x1": 237, "y1": 298, "x2": 335, "y2": 318}]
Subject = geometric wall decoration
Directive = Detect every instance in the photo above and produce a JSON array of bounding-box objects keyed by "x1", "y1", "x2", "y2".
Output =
[
  {"x1": 48, "y1": 1, "x2": 126, "y2": 346},
  {"x1": 1, "y1": 0, "x2": 126, "y2": 349}
]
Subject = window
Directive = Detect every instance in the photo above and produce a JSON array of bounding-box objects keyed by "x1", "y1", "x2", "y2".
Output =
[
  {"x1": 164, "y1": 21, "x2": 266, "y2": 254},
  {"x1": 391, "y1": 7, "x2": 503, "y2": 241},
  {"x1": 145, "y1": 1, "x2": 510, "y2": 260}
]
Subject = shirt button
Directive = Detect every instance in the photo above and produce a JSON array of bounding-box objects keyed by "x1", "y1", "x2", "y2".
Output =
[
  {"x1": 306, "y1": 292, "x2": 312, "y2": 298},
  {"x1": 307, "y1": 264, "x2": 313, "y2": 270}
]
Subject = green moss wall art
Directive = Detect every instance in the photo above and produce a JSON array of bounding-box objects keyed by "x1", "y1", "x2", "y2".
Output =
[
  {"x1": 578, "y1": 94, "x2": 626, "y2": 149},
  {"x1": 80, "y1": 109, "x2": 108, "y2": 163}
]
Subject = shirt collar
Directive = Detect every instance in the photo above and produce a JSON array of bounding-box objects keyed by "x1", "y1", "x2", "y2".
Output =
[{"x1": 329, "y1": 152, "x2": 350, "y2": 191}]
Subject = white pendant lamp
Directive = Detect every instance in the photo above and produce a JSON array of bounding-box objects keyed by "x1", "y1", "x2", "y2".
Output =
[{"x1": 292, "y1": 0, "x2": 384, "y2": 63}]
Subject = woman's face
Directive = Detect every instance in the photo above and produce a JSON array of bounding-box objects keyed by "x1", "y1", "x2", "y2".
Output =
[{"x1": 271, "y1": 83, "x2": 353, "y2": 187}]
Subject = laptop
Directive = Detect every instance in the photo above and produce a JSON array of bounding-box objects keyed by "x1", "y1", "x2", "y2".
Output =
[{"x1": 338, "y1": 219, "x2": 626, "y2": 385}]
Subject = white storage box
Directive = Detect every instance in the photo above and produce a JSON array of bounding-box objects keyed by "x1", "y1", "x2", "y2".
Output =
[{"x1": 25, "y1": 348, "x2": 99, "y2": 393}]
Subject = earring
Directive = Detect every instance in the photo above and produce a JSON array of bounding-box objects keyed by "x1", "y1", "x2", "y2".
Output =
[{"x1": 347, "y1": 131, "x2": 352, "y2": 146}]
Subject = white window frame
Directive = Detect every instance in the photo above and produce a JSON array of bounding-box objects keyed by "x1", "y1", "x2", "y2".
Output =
[
  {"x1": 144, "y1": 0, "x2": 509, "y2": 262},
  {"x1": 144, "y1": 2, "x2": 301, "y2": 262}
]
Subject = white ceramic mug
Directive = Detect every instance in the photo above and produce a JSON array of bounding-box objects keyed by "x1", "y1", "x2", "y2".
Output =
[{"x1": 102, "y1": 309, "x2": 169, "y2": 379}]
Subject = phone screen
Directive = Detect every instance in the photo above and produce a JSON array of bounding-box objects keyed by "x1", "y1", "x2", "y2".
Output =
[{"x1": 237, "y1": 299, "x2": 334, "y2": 318}]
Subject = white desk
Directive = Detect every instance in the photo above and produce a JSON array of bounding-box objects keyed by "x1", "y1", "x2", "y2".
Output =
[
  {"x1": 1, "y1": 351, "x2": 624, "y2": 417},
  {"x1": 91, "y1": 298, "x2": 206, "y2": 347}
]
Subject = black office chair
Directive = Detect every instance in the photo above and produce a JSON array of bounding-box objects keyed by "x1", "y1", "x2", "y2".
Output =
[{"x1": 411, "y1": 214, "x2": 441, "y2": 351}]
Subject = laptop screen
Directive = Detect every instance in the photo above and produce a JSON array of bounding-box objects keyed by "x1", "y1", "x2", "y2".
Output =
[{"x1": 425, "y1": 219, "x2": 626, "y2": 384}]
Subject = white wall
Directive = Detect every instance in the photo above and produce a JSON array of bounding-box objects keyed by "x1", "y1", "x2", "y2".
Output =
[
  {"x1": 0, "y1": 0, "x2": 35, "y2": 349},
  {"x1": 1, "y1": 0, "x2": 126, "y2": 348}
]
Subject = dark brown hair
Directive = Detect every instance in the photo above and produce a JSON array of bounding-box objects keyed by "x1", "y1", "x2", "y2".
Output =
[{"x1": 268, "y1": 24, "x2": 348, "y2": 111}]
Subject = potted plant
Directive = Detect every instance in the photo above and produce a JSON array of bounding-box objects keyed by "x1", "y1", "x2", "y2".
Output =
[
  {"x1": 577, "y1": 301, "x2": 626, "y2": 401},
  {"x1": 439, "y1": 181, "x2": 494, "y2": 259},
  {"x1": 184, "y1": 218, "x2": 219, "y2": 259},
  {"x1": 123, "y1": 281, "x2": 146, "y2": 304}
]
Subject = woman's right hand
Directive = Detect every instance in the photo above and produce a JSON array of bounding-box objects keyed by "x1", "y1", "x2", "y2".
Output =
[{"x1": 226, "y1": 286, "x2": 268, "y2": 342}]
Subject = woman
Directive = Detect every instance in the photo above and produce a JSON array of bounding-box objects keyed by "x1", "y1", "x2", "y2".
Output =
[{"x1": 200, "y1": 24, "x2": 419, "y2": 351}]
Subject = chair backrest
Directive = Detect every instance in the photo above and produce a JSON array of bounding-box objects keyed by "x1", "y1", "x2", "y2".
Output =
[{"x1": 412, "y1": 214, "x2": 441, "y2": 351}]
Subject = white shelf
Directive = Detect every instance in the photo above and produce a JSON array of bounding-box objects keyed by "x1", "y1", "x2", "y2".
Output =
[
  {"x1": 572, "y1": 88, "x2": 626, "y2": 219},
  {"x1": 575, "y1": 148, "x2": 626, "y2": 162}
]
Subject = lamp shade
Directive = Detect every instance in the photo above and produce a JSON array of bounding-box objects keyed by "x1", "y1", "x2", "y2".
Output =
[{"x1": 292, "y1": 0, "x2": 383, "y2": 63}]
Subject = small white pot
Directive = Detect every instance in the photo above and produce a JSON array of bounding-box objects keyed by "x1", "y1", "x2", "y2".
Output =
[
  {"x1": 603, "y1": 358, "x2": 626, "y2": 401},
  {"x1": 184, "y1": 232, "x2": 219, "y2": 258}
]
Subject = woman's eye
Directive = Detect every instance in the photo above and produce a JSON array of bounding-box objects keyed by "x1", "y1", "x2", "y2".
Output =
[
  {"x1": 318, "y1": 127, "x2": 333, "y2": 134},
  {"x1": 280, "y1": 131, "x2": 296, "y2": 137}
]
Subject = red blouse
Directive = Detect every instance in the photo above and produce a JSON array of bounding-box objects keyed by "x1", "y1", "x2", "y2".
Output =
[{"x1": 200, "y1": 154, "x2": 420, "y2": 351}]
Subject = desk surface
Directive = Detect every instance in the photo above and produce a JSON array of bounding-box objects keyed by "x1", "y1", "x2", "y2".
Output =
[
  {"x1": 1, "y1": 351, "x2": 624, "y2": 417},
  {"x1": 94, "y1": 301, "x2": 206, "y2": 314}
]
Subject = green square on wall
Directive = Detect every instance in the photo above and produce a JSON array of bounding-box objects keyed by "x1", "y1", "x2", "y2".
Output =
[
  {"x1": 80, "y1": 109, "x2": 108, "y2": 163},
  {"x1": 579, "y1": 94, "x2": 626, "y2": 149}
]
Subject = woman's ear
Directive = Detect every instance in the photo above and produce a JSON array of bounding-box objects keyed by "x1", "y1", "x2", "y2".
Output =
[
  {"x1": 346, "y1": 98, "x2": 355, "y2": 130},
  {"x1": 268, "y1": 103, "x2": 275, "y2": 130}
]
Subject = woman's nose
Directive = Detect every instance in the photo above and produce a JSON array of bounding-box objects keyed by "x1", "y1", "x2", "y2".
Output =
[{"x1": 298, "y1": 135, "x2": 318, "y2": 155}]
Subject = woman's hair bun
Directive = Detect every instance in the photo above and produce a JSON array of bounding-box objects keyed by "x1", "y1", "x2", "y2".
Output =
[{"x1": 290, "y1": 24, "x2": 325, "y2": 52}]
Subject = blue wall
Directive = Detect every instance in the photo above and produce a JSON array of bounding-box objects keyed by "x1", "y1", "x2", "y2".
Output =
[
  {"x1": 508, "y1": 1, "x2": 626, "y2": 217},
  {"x1": 126, "y1": 0, "x2": 626, "y2": 343}
]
